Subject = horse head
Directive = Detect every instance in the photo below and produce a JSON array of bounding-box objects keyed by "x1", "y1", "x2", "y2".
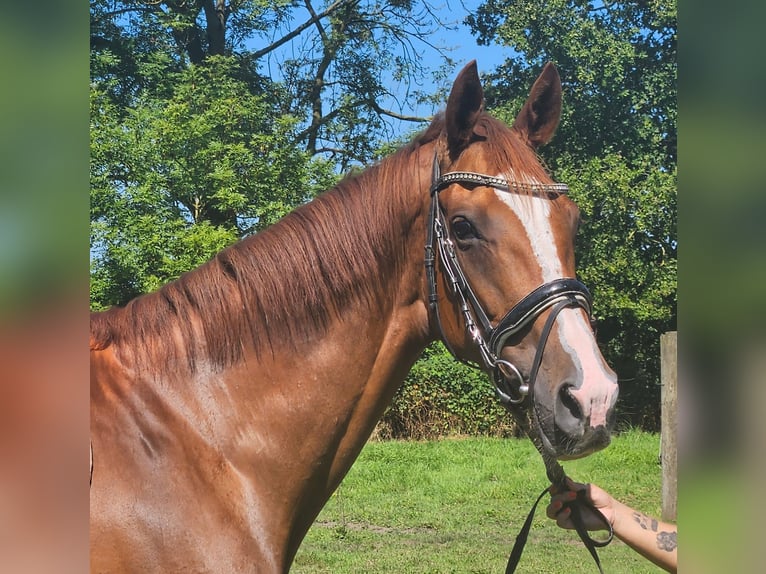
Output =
[{"x1": 427, "y1": 61, "x2": 619, "y2": 460}]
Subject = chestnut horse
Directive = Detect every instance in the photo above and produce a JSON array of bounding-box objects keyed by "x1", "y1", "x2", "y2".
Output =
[{"x1": 90, "y1": 61, "x2": 618, "y2": 572}]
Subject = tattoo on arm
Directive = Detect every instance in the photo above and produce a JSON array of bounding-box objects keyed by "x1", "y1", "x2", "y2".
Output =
[
  {"x1": 632, "y1": 512, "x2": 677, "y2": 552},
  {"x1": 656, "y1": 531, "x2": 677, "y2": 552},
  {"x1": 631, "y1": 512, "x2": 658, "y2": 532}
]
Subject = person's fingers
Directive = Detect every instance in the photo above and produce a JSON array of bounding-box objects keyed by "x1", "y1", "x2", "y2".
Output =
[
  {"x1": 546, "y1": 499, "x2": 563, "y2": 519},
  {"x1": 548, "y1": 490, "x2": 577, "y2": 509},
  {"x1": 547, "y1": 497, "x2": 577, "y2": 530},
  {"x1": 555, "y1": 506, "x2": 573, "y2": 529}
]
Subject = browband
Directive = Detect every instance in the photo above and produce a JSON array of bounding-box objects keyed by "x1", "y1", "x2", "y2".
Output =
[{"x1": 432, "y1": 170, "x2": 570, "y2": 196}]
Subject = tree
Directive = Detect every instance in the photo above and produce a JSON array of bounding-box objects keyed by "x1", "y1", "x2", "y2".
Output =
[
  {"x1": 90, "y1": 55, "x2": 338, "y2": 307},
  {"x1": 90, "y1": 0, "x2": 455, "y2": 169},
  {"x1": 90, "y1": 0, "x2": 456, "y2": 308},
  {"x1": 467, "y1": 0, "x2": 677, "y2": 428},
  {"x1": 468, "y1": 0, "x2": 676, "y2": 169},
  {"x1": 90, "y1": 0, "x2": 528, "y2": 440}
]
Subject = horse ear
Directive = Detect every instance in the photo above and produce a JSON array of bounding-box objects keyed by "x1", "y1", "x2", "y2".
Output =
[
  {"x1": 513, "y1": 62, "x2": 562, "y2": 148},
  {"x1": 445, "y1": 60, "x2": 485, "y2": 157}
]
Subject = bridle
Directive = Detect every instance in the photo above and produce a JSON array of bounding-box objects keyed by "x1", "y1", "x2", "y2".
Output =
[
  {"x1": 424, "y1": 154, "x2": 593, "y2": 405},
  {"x1": 424, "y1": 154, "x2": 614, "y2": 573}
]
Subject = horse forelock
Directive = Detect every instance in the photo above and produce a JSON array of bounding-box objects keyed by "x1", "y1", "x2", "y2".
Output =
[
  {"x1": 90, "y1": 135, "x2": 434, "y2": 377},
  {"x1": 473, "y1": 114, "x2": 555, "y2": 187}
]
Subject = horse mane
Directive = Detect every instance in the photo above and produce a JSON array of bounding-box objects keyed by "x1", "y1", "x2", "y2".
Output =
[
  {"x1": 90, "y1": 111, "x2": 552, "y2": 376},
  {"x1": 90, "y1": 120, "x2": 440, "y2": 375}
]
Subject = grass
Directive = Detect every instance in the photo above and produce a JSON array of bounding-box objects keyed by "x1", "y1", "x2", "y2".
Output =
[{"x1": 292, "y1": 429, "x2": 666, "y2": 573}]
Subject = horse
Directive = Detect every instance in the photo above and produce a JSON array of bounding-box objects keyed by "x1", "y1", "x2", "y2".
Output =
[{"x1": 90, "y1": 60, "x2": 619, "y2": 573}]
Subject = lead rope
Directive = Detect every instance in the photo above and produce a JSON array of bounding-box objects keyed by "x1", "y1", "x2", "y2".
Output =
[
  {"x1": 504, "y1": 458, "x2": 614, "y2": 574},
  {"x1": 503, "y1": 301, "x2": 613, "y2": 573}
]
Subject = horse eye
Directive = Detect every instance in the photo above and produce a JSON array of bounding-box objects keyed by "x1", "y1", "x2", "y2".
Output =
[{"x1": 451, "y1": 217, "x2": 477, "y2": 241}]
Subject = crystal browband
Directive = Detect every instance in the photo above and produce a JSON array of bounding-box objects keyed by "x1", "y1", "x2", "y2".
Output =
[{"x1": 431, "y1": 171, "x2": 570, "y2": 196}]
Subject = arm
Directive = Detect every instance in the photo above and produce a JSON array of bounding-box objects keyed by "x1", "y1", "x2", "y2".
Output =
[{"x1": 547, "y1": 480, "x2": 677, "y2": 573}]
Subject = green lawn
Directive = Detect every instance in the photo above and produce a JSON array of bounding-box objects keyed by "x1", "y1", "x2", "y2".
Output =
[{"x1": 292, "y1": 430, "x2": 667, "y2": 573}]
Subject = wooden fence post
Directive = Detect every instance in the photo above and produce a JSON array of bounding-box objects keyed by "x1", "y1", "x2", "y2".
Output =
[{"x1": 660, "y1": 331, "x2": 677, "y2": 522}]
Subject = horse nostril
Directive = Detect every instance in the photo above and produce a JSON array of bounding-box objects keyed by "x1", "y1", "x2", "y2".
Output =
[{"x1": 558, "y1": 384, "x2": 583, "y2": 421}]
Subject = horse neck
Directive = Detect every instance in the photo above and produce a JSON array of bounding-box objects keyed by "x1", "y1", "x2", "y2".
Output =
[
  {"x1": 188, "y1": 143, "x2": 437, "y2": 558},
  {"x1": 93, "y1": 139, "x2": 436, "y2": 374},
  {"x1": 90, "y1": 141, "x2": 439, "y2": 570},
  {"x1": 228, "y1": 141, "x2": 436, "y2": 370},
  {"x1": 223, "y1": 141, "x2": 436, "y2": 402},
  {"x1": 99, "y1": 138, "x2": 437, "y2": 433}
]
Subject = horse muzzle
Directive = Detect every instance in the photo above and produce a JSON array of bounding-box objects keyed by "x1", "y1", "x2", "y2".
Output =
[{"x1": 532, "y1": 372, "x2": 619, "y2": 460}]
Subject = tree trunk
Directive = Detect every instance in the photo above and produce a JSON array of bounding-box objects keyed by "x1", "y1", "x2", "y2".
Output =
[{"x1": 204, "y1": 0, "x2": 227, "y2": 57}]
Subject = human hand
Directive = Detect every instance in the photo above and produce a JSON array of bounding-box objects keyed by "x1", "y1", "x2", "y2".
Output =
[{"x1": 546, "y1": 478, "x2": 616, "y2": 532}]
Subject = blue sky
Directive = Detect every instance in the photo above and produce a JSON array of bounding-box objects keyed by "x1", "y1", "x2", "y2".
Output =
[
  {"x1": 257, "y1": 0, "x2": 515, "y2": 141},
  {"x1": 387, "y1": 0, "x2": 513, "y2": 129},
  {"x1": 426, "y1": 0, "x2": 510, "y2": 75}
]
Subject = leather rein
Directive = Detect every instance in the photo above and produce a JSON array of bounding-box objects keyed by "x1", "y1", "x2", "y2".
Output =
[{"x1": 424, "y1": 154, "x2": 614, "y2": 572}]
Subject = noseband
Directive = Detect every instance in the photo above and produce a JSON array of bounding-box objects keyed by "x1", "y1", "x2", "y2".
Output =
[{"x1": 424, "y1": 155, "x2": 593, "y2": 405}]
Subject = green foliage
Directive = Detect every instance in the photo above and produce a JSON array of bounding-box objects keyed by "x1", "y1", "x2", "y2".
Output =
[
  {"x1": 470, "y1": 0, "x2": 676, "y2": 170},
  {"x1": 563, "y1": 154, "x2": 676, "y2": 429},
  {"x1": 378, "y1": 343, "x2": 519, "y2": 439},
  {"x1": 89, "y1": 0, "x2": 453, "y2": 171},
  {"x1": 90, "y1": 55, "x2": 337, "y2": 308},
  {"x1": 89, "y1": 0, "x2": 451, "y2": 308}
]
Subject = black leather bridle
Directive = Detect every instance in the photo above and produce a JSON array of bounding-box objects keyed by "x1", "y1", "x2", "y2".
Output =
[
  {"x1": 424, "y1": 154, "x2": 593, "y2": 405},
  {"x1": 424, "y1": 154, "x2": 614, "y2": 572}
]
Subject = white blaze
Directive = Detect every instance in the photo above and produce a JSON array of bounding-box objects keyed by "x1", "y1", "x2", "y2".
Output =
[{"x1": 494, "y1": 189, "x2": 616, "y2": 427}]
